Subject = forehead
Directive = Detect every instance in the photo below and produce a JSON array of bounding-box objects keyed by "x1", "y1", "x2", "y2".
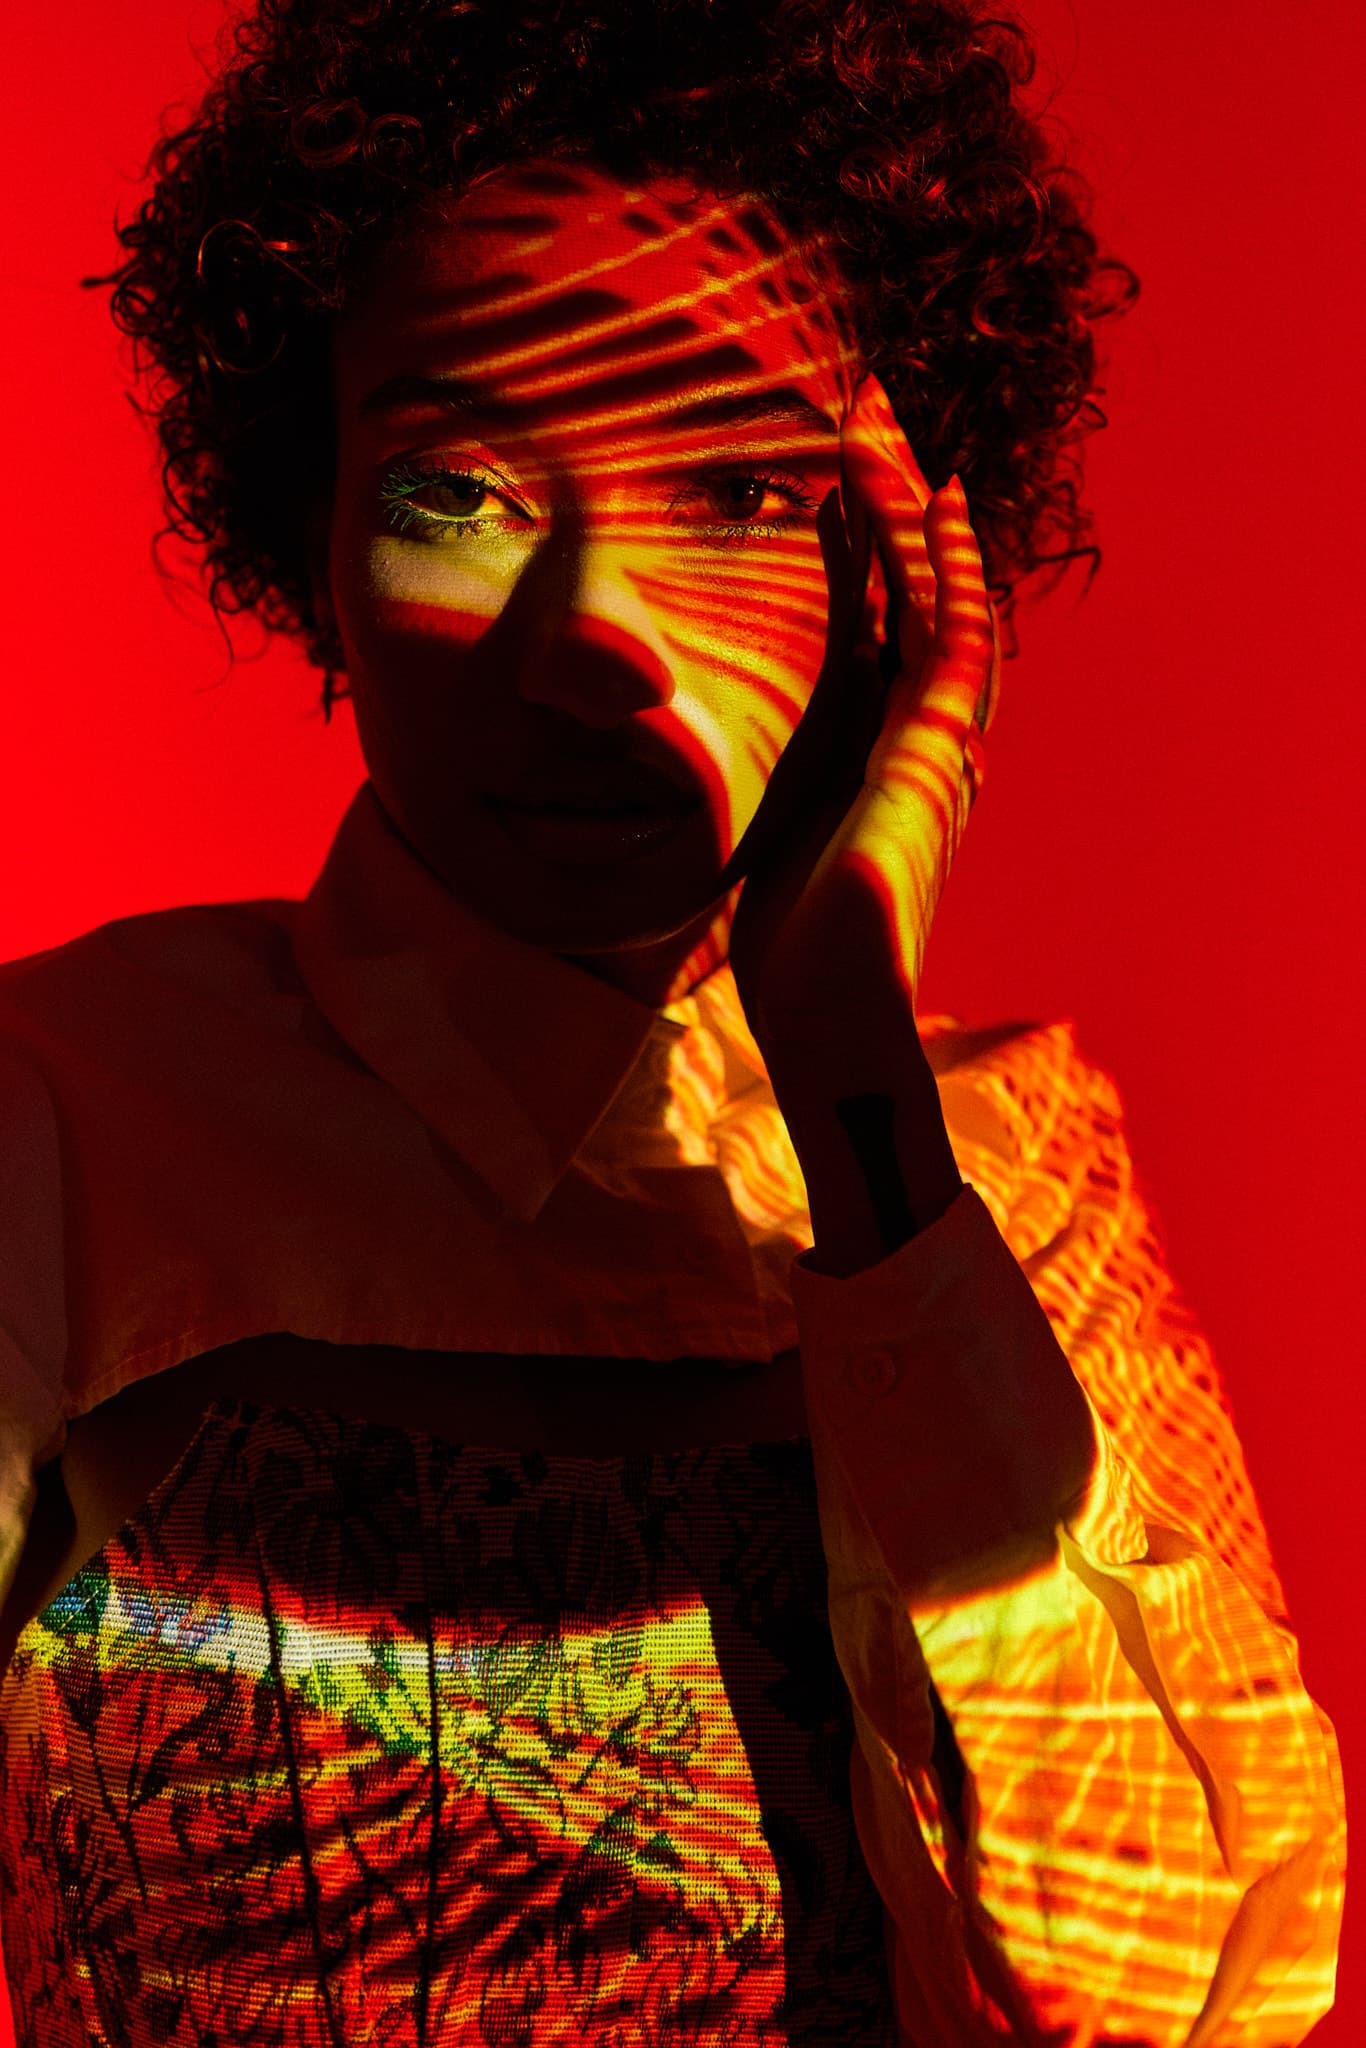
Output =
[{"x1": 339, "y1": 156, "x2": 860, "y2": 405}]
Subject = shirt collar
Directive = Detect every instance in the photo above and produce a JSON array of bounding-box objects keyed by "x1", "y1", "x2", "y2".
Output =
[{"x1": 292, "y1": 782, "x2": 690, "y2": 1224}]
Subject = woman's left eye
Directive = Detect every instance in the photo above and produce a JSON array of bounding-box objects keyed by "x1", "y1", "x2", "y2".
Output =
[
  {"x1": 377, "y1": 459, "x2": 818, "y2": 545},
  {"x1": 675, "y1": 469, "x2": 820, "y2": 542}
]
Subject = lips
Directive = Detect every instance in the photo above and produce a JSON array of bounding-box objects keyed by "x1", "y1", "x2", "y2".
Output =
[
  {"x1": 484, "y1": 770, "x2": 700, "y2": 815},
  {"x1": 494, "y1": 796, "x2": 688, "y2": 818},
  {"x1": 483, "y1": 795, "x2": 700, "y2": 868}
]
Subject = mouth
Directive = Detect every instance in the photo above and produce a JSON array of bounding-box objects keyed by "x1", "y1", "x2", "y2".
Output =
[{"x1": 480, "y1": 795, "x2": 703, "y2": 867}]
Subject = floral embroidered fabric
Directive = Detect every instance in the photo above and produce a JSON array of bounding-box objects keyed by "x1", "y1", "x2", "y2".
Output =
[{"x1": 0, "y1": 1398, "x2": 895, "y2": 2045}]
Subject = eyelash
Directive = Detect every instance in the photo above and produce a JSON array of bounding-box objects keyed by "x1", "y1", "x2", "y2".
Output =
[{"x1": 377, "y1": 456, "x2": 819, "y2": 547}]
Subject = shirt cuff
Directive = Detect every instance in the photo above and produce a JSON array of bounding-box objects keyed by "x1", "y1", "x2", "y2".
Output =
[{"x1": 790, "y1": 1184, "x2": 1099, "y2": 1605}]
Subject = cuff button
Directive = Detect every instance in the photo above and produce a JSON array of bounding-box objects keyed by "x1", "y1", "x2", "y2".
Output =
[{"x1": 851, "y1": 1349, "x2": 899, "y2": 1396}]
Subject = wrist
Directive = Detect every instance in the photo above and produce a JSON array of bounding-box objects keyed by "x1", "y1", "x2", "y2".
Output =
[{"x1": 773, "y1": 1046, "x2": 962, "y2": 1278}]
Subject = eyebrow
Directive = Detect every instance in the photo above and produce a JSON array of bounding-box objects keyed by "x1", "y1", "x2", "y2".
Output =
[{"x1": 357, "y1": 371, "x2": 839, "y2": 439}]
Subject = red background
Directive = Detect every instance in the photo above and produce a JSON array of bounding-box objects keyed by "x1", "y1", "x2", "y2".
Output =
[{"x1": 2, "y1": 0, "x2": 1361, "y2": 2035}]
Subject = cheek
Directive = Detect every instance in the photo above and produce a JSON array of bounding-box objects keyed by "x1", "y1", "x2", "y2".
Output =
[
  {"x1": 332, "y1": 523, "x2": 526, "y2": 669},
  {"x1": 338, "y1": 525, "x2": 830, "y2": 683},
  {"x1": 661, "y1": 553, "x2": 831, "y2": 850},
  {"x1": 659, "y1": 538, "x2": 832, "y2": 710},
  {"x1": 630, "y1": 511, "x2": 830, "y2": 646},
  {"x1": 324, "y1": 519, "x2": 507, "y2": 801}
]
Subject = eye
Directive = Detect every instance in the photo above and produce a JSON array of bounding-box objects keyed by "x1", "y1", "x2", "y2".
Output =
[
  {"x1": 671, "y1": 467, "x2": 820, "y2": 545},
  {"x1": 378, "y1": 459, "x2": 510, "y2": 537},
  {"x1": 376, "y1": 456, "x2": 819, "y2": 545}
]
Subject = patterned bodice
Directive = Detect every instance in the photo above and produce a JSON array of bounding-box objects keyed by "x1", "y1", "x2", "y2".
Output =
[{"x1": 0, "y1": 1398, "x2": 895, "y2": 2046}]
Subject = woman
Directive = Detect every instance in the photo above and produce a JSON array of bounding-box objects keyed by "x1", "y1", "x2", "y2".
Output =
[{"x1": 0, "y1": 0, "x2": 1344, "y2": 2043}]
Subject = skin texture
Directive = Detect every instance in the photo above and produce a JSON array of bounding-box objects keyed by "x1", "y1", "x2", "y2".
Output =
[
  {"x1": 316, "y1": 155, "x2": 897, "y2": 1006},
  {"x1": 316, "y1": 152, "x2": 1001, "y2": 1273}
]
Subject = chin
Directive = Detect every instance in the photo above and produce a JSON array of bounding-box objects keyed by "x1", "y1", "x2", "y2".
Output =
[
  {"x1": 402, "y1": 798, "x2": 733, "y2": 956},
  {"x1": 494, "y1": 895, "x2": 714, "y2": 955}
]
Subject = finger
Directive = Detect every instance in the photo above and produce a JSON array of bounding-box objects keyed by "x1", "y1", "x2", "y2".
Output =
[
  {"x1": 866, "y1": 475, "x2": 992, "y2": 793},
  {"x1": 840, "y1": 443, "x2": 935, "y2": 682},
  {"x1": 964, "y1": 724, "x2": 987, "y2": 802},
  {"x1": 846, "y1": 378, "x2": 937, "y2": 622},
  {"x1": 720, "y1": 487, "x2": 879, "y2": 889},
  {"x1": 975, "y1": 596, "x2": 1002, "y2": 735},
  {"x1": 771, "y1": 485, "x2": 863, "y2": 770},
  {"x1": 835, "y1": 465, "x2": 874, "y2": 651},
  {"x1": 923, "y1": 474, "x2": 994, "y2": 733},
  {"x1": 850, "y1": 373, "x2": 934, "y2": 510},
  {"x1": 808, "y1": 486, "x2": 888, "y2": 790}
]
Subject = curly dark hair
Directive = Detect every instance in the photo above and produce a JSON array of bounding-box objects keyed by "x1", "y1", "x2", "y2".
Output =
[{"x1": 85, "y1": 0, "x2": 1136, "y2": 718}]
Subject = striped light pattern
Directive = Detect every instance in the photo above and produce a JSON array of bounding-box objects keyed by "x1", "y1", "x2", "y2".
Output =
[
  {"x1": 0, "y1": 952, "x2": 1343, "y2": 2044},
  {"x1": 0, "y1": 161, "x2": 1340, "y2": 2044},
  {"x1": 662, "y1": 972, "x2": 1345, "y2": 2044},
  {"x1": 328, "y1": 158, "x2": 888, "y2": 990}
]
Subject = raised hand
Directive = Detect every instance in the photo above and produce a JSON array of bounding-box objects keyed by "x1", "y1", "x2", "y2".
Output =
[{"x1": 726, "y1": 375, "x2": 997, "y2": 1098}]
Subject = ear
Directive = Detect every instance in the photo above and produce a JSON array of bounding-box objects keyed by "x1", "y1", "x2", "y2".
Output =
[{"x1": 304, "y1": 498, "x2": 345, "y2": 669}]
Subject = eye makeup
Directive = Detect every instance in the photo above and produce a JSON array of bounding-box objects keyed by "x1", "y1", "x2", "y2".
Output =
[{"x1": 376, "y1": 454, "x2": 820, "y2": 548}]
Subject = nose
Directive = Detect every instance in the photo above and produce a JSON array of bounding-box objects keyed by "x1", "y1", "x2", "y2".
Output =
[
  {"x1": 521, "y1": 611, "x2": 676, "y2": 726},
  {"x1": 500, "y1": 515, "x2": 678, "y2": 727}
]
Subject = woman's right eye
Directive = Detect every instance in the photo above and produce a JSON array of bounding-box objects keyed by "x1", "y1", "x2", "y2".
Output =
[
  {"x1": 407, "y1": 474, "x2": 490, "y2": 518},
  {"x1": 378, "y1": 461, "x2": 500, "y2": 534}
]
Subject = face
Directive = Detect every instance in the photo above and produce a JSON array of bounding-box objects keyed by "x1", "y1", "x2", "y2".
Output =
[{"x1": 320, "y1": 155, "x2": 872, "y2": 1005}]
